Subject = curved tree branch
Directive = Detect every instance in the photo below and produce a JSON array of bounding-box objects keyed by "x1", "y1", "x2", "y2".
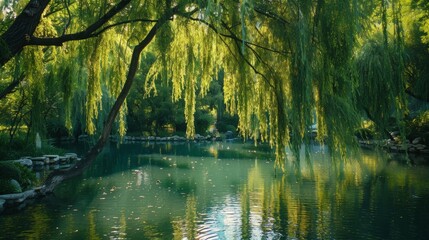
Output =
[
  {"x1": 185, "y1": 16, "x2": 288, "y2": 56},
  {"x1": 41, "y1": 5, "x2": 180, "y2": 194},
  {"x1": 1, "y1": 0, "x2": 133, "y2": 101},
  {"x1": 0, "y1": 74, "x2": 25, "y2": 100},
  {"x1": 253, "y1": 6, "x2": 290, "y2": 25},
  {"x1": 28, "y1": 0, "x2": 131, "y2": 46},
  {"x1": 0, "y1": 0, "x2": 132, "y2": 67},
  {"x1": 0, "y1": 0, "x2": 51, "y2": 66},
  {"x1": 29, "y1": 18, "x2": 161, "y2": 46},
  {"x1": 179, "y1": 14, "x2": 282, "y2": 91},
  {"x1": 91, "y1": 19, "x2": 160, "y2": 37}
]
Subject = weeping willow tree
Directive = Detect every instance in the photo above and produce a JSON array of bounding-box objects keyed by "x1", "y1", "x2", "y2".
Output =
[
  {"x1": 355, "y1": 0, "x2": 408, "y2": 140},
  {"x1": 0, "y1": 0, "x2": 416, "y2": 189}
]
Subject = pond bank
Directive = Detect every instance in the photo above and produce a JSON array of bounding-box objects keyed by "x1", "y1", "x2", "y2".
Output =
[
  {"x1": 359, "y1": 138, "x2": 429, "y2": 155},
  {"x1": 0, "y1": 153, "x2": 80, "y2": 214}
]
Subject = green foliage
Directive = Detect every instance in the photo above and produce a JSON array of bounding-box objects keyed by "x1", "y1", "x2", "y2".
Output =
[
  {"x1": 0, "y1": 38, "x2": 10, "y2": 58},
  {"x1": 0, "y1": 133, "x2": 29, "y2": 161},
  {"x1": 216, "y1": 115, "x2": 239, "y2": 133},
  {"x1": 0, "y1": 161, "x2": 21, "y2": 181},
  {"x1": 0, "y1": 179, "x2": 20, "y2": 194},
  {"x1": 194, "y1": 109, "x2": 214, "y2": 134},
  {"x1": 409, "y1": 0, "x2": 429, "y2": 44},
  {"x1": 0, "y1": 132, "x2": 65, "y2": 161},
  {"x1": 1, "y1": 0, "x2": 429, "y2": 172},
  {"x1": 402, "y1": 12, "x2": 429, "y2": 101},
  {"x1": 127, "y1": 74, "x2": 218, "y2": 136},
  {"x1": 407, "y1": 110, "x2": 429, "y2": 144},
  {"x1": 14, "y1": 163, "x2": 37, "y2": 190},
  {"x1": 356, "y1": 128, "x2": 376, "y2": 140},
  {"x1": 46, "y1": 119, "x2": 69, "y2": 139},
  {"x1": 0, "y1": 160, "x2": 37, "y2": 194}
]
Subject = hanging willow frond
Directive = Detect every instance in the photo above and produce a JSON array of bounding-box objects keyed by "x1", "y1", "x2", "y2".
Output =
[{"x1": 85, "y1": 37, "x2": 103, "y2": 135}]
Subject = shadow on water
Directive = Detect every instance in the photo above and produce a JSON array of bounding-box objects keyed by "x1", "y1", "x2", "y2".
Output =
[{"x1": 1, "y1": 142, "x2": 429, "y2": 239}]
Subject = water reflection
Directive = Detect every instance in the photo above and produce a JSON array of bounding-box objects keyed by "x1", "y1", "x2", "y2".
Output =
[{"x1": 1, "y1": 143, "x2": 429, "y2": 239}]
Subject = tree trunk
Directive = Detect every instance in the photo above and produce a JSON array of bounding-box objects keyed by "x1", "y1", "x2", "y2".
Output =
[
  {"x1": 41, "y1": 7, "x2": 177, "y2": 194},
  {"x1": 0, "y1": 0, "x2": 51, "y2": 66}
]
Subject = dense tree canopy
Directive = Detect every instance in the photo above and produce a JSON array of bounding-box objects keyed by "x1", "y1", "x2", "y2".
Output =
[{"x1": 1, "y1": 0, "x2": 428, "y2": 174}]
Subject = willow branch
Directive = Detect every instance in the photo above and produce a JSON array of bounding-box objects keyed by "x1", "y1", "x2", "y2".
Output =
[
  {"x1": 245, "y1": 42, "x2": 280, "y2": 82},
  {"x1": 92, "y1": 19, "x2": 160, "y2": 36},
  {"x1": 217, "y1": 21, "x2": 276, "y2": 90},
  {"x1": 183, "y1": 13, "x2": 277, "y2": 90},
  {"x1": 186, "y1": 16, "x2": 288, "y2": 56},
  {"x1": 43, "y1": 0, "x2": 76, "y2": 18},
  {"x1": 28, "y1": 0, "x2": 131, "y2": 46},
  {"x1": 42, "y1": 5, "x2": 180, "y2": 194},
  {"x1": 253, "y1": 6, "x2": 290, "y2": 25},
  {"x1": 61, "y1": 0, "x2": 72, "y2": 35},
  {"x1": 0, "y1": 74, "x2": 25, "y2": 100},
  {"x1": 231, "y1": 35, "x2": 275, "y2": 90}
]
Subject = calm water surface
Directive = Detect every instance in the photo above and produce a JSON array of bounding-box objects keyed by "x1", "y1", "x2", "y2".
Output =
[{"x1": 1, "y1": 142, "x2": 429, "y2": 239}]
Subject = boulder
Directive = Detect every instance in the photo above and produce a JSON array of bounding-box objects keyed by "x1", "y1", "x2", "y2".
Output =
[
  {"x1": 32, "y1": 161, "x2": 44, "y2": 167},
  {"x1": 225, "y1": 131, "x2": 235, "y2": 139},
  {"x1": 31, "y1": 156, "x2": 46, "y2": 166},
  {"x1": 13, "y1": 159, "x2": 33, "y2": 168},
  {"x1": 172, "y1": 135, "x2": 183, "y2": 141},
  {"x1": 64, "y1": 153, "x2": 78, "y2": 160},
  {"x1": 9, "y1": 179, "x2": 22, "y2": 193},
  {"x1": 59, "y1": 156, "x2": 69, "y2": 164},
  {"x1": 43, "y1": 155, "x2": 59, "y2": 164}
]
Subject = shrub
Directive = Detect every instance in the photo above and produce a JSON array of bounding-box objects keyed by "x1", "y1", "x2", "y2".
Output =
[
  {"x1": 0, "y1": 162, "x2": 22, "y2": 182},
  {"x1": 15, "y1": 164, "x2": 37, "y2": 190},
  {"x1": 355, "y1": 128, "x2": 375, "y2": 140},
  {"x1": 407, "y1": 111, "x2": 429, "y2": 144},
  {"x1": 0, "y1": 179, "x2": 20, "y2": 194},
  {"x1": 0, "y1": 161, "x2": 37, "y2": 193}
]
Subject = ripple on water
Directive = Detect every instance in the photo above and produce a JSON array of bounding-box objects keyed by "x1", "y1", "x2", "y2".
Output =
[{"x1": 193, "y1": 194, "x2": 284, "y2": 239}]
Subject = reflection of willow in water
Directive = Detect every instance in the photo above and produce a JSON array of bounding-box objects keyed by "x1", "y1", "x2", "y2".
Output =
[
  {"x1": 240, "y1": 150, "x2": 413, "y2": 239},
  {"x1": 52, "y1": 143, "x2": 426, "y2": 239},
  {"x1": 6, "y1": 143, "x2": 429, "y2": 239},
  {"x1": 275, "y1": 152, "x2": 381, "y2": 239},
  {"x1": 88, "y1": 210, "x2": 101, "y2": 240},
  {"x1": 25, "y1": 204, "x2": 51, "y2": 239},
  {"x1": 242, "y1": 159, "x2": 267, "y2": 239},
  {"x1": 167, "y1": 152, "x2": 397, "y2": 239},
  {"x1": 172, "y1": 194, "x2": 197, "y2": 240}
]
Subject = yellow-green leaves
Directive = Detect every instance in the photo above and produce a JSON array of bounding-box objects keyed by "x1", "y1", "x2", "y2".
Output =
[
  {"x1": 85, "y1": 37, "x2": 103, "y2": 135},
  {"x1": 147, "y1": 15, "x2": 226, "y2": 138}
]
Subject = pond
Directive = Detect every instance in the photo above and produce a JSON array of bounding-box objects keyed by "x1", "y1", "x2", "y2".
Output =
[{"x1": 1, "y1": 142, "x2": 429, "y2": 239}]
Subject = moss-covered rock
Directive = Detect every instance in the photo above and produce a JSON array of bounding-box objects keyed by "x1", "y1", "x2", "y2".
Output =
[
  {"x1": 0, "y1": 162, "x2": 36, "y2": 194},
  {"x1": 0, "y1": 179, "x2": 21, "y2": 194}
]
